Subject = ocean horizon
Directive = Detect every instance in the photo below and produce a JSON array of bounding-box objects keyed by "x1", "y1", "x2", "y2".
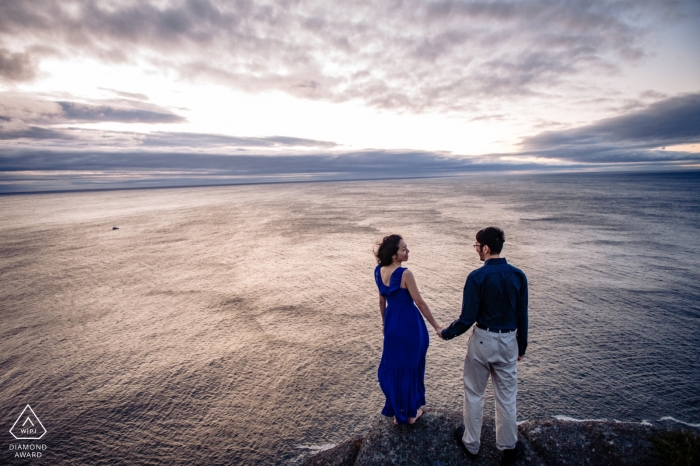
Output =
[{"x1": 3, "y1": 168, "x2": 699, "y2": 197}]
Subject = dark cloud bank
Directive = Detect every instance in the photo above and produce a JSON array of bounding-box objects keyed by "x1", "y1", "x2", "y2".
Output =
[
  {"x1": 0, "y1": 93, "x2": 185, "y2": 129},
  {"x1": 519, "y1": 93, "x2": 700, "y2": 163},
  {"x1": 57, "y1": 101, "x2": 185, "y2": 124}
]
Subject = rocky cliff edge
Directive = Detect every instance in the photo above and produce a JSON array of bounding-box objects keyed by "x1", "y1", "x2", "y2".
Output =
[{"x1": 302, "y1": 409, "x2": 699, "y2": 466}]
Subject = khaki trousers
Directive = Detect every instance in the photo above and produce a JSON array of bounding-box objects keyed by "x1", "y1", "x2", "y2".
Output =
[{"x1": 460, "y1": 326, "x2": 518, "y2": 454}]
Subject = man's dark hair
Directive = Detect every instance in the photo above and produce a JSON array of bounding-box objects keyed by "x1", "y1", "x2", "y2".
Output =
[
  {"x1": 374, "y1": 234, "x2": 403, "y2": 266},
  {"x1": 476, "y1": 227, "x2": 505, "y2": 254}
]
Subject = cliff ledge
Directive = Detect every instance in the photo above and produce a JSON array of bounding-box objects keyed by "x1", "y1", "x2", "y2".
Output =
[{"x1": 302, "y1": 408, "x2": 698, "y2": 466}]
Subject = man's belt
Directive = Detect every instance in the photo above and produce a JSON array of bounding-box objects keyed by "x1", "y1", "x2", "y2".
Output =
[{"x1": 476, "y1": 322, "x2": 516, "y2": 333}]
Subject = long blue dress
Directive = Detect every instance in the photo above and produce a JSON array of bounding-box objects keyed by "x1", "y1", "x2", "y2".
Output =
[{"x1": 375, "y1": 265, "x2": 429, "y2": 424}]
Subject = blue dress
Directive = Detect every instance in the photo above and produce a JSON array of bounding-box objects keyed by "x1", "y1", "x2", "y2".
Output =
[{"x1": 374, "y1": 265, "x2": 429, "y2": 424}]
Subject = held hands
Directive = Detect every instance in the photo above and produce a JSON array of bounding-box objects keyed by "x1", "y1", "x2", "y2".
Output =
[{"x1": 434, "y1": 326, "x2": 445, "y2": 340}]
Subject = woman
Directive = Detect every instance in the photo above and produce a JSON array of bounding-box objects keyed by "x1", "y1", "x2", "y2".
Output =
[{"x1": 374, "y1": 234, "x2": 442, "y2": 425}]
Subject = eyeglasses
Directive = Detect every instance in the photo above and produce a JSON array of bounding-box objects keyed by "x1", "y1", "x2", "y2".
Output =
[{"x1": 473, "y1": 243, "x2": 483, "y2": 249}]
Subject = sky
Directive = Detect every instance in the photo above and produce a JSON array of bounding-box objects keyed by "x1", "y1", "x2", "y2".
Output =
[{"x1": 1, "y1": 0, "x2": 699, "y2": 192}]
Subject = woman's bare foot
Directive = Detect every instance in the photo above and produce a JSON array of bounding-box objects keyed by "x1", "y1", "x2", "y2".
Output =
[
  {"x1": 394, "y1": 416, "x2": 398, "y2": 425},
  {"x1": 408, "y1": 409, "x2": 423, "y2": 424}
]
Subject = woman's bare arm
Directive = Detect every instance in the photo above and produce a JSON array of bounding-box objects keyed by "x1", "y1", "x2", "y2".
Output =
[
  {"x1": 403, "y1": 270, "x2": 442, "y2": 331},
  {"x1": 379, "y1": 294, "x2": 386, "y2": 331}
]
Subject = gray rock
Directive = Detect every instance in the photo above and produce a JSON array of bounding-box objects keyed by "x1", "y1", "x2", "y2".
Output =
[
  {"x1": 519, "y1": 418, "x2": 664, "y2": 466},
  {"x1": 303, "y1": 409, "x2": 697, "y2": 465},
  {"x1": 302, "y1": 438, "x2": 363, "y2": 466},
  {"x1": 352, "y1": 408, "x2": 540, "y2": 466}
]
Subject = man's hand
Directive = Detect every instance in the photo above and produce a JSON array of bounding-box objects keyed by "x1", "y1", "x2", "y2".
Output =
[{"x1": 517, "y1": 354, "x2": 525, "y2": 361}]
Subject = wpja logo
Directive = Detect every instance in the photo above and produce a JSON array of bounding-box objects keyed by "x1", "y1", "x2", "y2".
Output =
[
  {"x1": 8, "y1": 405, "x2": 48, "y2": 459},
  {"x1": 10, "y1": 405, "x2": 46, "y2": 440}
]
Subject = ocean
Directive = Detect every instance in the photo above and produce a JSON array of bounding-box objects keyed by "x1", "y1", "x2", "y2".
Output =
[{"x1": 1, "y1": 171, "x2": 699, "y2": 464}]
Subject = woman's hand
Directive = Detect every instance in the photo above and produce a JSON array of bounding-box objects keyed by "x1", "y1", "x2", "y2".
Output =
[{"x1": 434, "y1": 326, "x2": 445, "y2": 340}]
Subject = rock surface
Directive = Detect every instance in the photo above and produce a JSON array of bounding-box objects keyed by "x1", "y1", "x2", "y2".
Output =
[
  {"x1": 302, "y1": 438, "x2": 363, "y2": 466},
  {"x1": 522, "y1": 418, "x2": 660, "y2": 465},
  {"x1": 302, "y1": 409, "x2": 696, "y2": 466}
]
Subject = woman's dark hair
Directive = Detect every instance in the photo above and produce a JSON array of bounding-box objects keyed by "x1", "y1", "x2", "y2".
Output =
[
  {"x1": 375, "y1": 234, "x2": 403, "y2": 266},
  {"x1": 476, "y1": 226, "x2": 505, "y2": 254}
]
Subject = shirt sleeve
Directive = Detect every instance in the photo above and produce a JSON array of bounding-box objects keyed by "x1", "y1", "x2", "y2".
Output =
[
  {"x1": 441, "y1": 273, "x2": 479, "y2": 340},
  {"x1": 517, "y1": 273, "x2": 528, "y2": 356}
]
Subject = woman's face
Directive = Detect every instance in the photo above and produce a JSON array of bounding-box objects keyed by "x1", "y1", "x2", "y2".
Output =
[{"x1": 393, "y1": 239, "x2": 409, "y2": 263}]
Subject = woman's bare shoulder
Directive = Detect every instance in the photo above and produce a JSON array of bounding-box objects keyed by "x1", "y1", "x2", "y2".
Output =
[{"x1": 400, "y1": 268, "x2": 416, "y2": 290}]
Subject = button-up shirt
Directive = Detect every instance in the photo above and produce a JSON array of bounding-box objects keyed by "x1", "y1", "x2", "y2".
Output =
[{"x1": 441, "y1": 258, "x2": 528, "y2": 355}]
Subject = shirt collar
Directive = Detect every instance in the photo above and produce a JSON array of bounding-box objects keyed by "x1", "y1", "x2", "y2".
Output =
[{"x1": 484, "y1": 258, "x2": 507, "y2": 266}]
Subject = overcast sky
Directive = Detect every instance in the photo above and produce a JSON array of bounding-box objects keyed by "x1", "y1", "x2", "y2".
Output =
[{"x1": 1, "y1": 0, "x2": 699, "y2": 192}]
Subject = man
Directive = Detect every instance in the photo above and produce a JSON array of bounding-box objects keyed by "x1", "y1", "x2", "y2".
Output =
[{"x1": 440, "y1": 226, "x2": 527, "y2": 465}]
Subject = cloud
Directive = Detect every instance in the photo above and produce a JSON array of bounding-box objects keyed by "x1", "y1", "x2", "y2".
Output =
[
  {"x1": 0, "y1": 126, "x2": 69, "y2": 141},
  {"x1": 0, "y1": 93, "x2": 186, "y2": 136},
  {"x1": 0, "y1": 126, "x2": 337, "y2": 151},
  {"x1": 2, "y1": 0, "x2": 698, "y2": 113},
  {"x1": 0, "y1": 91, "x2": 340, "y2": 151},
  {"x1": 0, "y1": 94, "x2": 62, "y2": 126},
  {"x1": 140, "y1": 132, "x2": 337, "y2": 148},
  {"x1": 517, "y1": 93, "x2": 700, "y2": 163},
  {"x1": 0, "y1": 92, "x2": 339, "y2": 158},
  {"x1": 57, "y1": 101, "x2": 185, "y2": 123},
  {"x1": 98, "y1": 88, "x2": 150, "y2": 101},
  {"x1": 0, "y1": 48, "x2": 36, "y2": 82}
]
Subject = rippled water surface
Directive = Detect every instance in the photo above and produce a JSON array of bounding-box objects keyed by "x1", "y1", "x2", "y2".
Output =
[{"x1": 1, "y1": 172, "x2": 699, "y2": 464}]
